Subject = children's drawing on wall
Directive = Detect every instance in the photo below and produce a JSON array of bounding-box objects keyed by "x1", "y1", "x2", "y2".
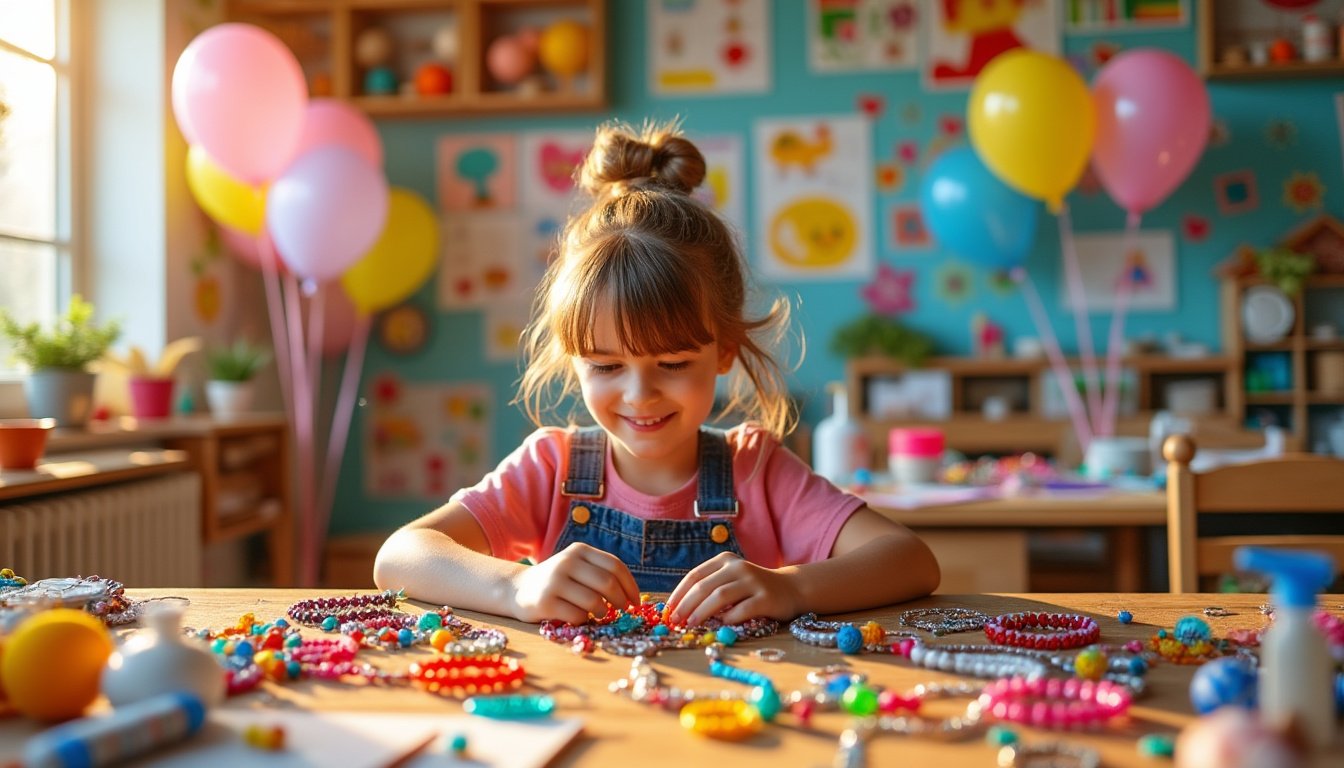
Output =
[
  {"x1": 1283, "y1": 171, "x2": 1325, "y2": 214},
  {"x1": 689, "y1": 133, "x2": 747, "y2": 236},
  {"x1": 376, "y1": 303, "x2": 430, "y2": 356},
  {"x1": 861, "y1": 263, "x2": 916, "y2": 314},
  {"x1": 807, "y1": 0, "x2": 918, "y2": 72},
  {"x1": 753, "y1": 115, "x2": 873, "y2": 280},
  {"x1": 484, "y1": 301, "x2": 530, "y2": 362},
  {"x1": 887, "y1": 204, "x2": 930, "y2": 249},
  {"x1": 436, "y1": 212, "x2": 525, "y2": 310},
  {"x1": 365, "y1": 375, "x2": 491, "y2": 500},
  {"x1": 935, "y1": 261, "x2": 973, "y2": 305},
  {"x1": 437, "y1": 134, "x2": 517, "y2": 211},
  {"x1": 1064, "y1": 0, "x2": 1186, "y2": 31},
  {"x1": 1215, "y1": 170, "x2": 1260, "y2": 216},
  {"x1": 1066, "y1": 229, "x2": 1175, "y2": 311},
  {"x1": 520, "y1": 129, "x2": 591, "y2": 269},
  {"x1": 923, "y1": 0, "x2": 1060, "y2": 90},
  {"x1": 649, "y1": 0, "x2": 771, "y2": 94}
]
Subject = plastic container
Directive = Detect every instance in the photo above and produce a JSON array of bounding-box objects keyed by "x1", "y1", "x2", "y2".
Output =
[
  {"x1": 888, "y1": 427, "x2": 943, "y2": 485},
  {"x1": 812, "y1": 383, "x2": 868, "y2": 486},
  {"x1": 1234, "y1": 547, "x2": 1336, "y2": 749}
]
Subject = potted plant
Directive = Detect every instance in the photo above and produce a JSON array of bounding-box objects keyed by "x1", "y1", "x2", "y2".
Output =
[
  {"x1": 0, "y1": 295, "x2": 121, "y2": 427},
  {"x1": 1255, "y1": 247, "x2": 1316, "y2": 297},
  {"x1": 203, "y1": 340, "x2": 270, "y2": 418}
]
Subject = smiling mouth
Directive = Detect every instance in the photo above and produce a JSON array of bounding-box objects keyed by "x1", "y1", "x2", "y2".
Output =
[{"x1": 625, "y1": 414, "x2": 671, "y2": 428}]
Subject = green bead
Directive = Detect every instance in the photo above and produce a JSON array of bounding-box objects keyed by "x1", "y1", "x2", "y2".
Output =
[
  {"x1": 840, "y1": 683, "x2": 879, "y2": 716},
  {"x1": 417, "y1": 613, "x2": 443, "y2": 631},
  {"x1": 449, "y1": 734, "x2": 468, "y2": 754},
  {"x1": 986, "y1": 725, "x2": 1018, "y2": 747},
  {"x1": 749, "y1": 684, "x2": 781, "y2": 722},
  {"x1": 1137, "y1": 733, "x2": 1175, "y2": 758},
  {"x1": 463, "y1": 694, "x2": 555, "y2": 719}
]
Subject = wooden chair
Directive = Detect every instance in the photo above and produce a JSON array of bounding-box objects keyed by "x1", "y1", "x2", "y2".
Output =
[{"x1": 1163, "y1": 434, "x2": 1344, "y2": 593}]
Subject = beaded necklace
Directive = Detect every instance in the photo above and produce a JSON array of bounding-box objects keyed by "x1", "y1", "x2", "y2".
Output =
[
  {"x1": 789, "y1": 612, "x2": 913, "y2": 653},
  {"x1": 984, "y1": 612, "x2": 1100, "y2": 650},
  {"x1": 977, "y1": 676, "x2": 1132, "y2": 728},
  {"x1": 540, "y1": 600, "x2": 778, "y2": 656}
]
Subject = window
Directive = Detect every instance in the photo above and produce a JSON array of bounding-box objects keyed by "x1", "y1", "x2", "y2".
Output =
[{"x1": 0, "y1": 0, "x2": 72, "y2": 373}]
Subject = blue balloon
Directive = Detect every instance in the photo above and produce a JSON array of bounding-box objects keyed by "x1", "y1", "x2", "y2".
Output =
[{"x1": 919, "y1": 146, "x2": 1041, "y2": 270}]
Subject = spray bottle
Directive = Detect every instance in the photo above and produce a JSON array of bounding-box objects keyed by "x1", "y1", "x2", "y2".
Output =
[
  {"x1": 1234, "y1": 546, "x2": 1337, "y2": 749},
  {"x1": 812, "y1": 382, "x2": 868, "y2": 487}
]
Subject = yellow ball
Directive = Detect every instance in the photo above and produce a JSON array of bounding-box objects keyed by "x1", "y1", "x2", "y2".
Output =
[
  {"x1": 538, "y1": 20, "x2": 589, "y2": 78},
  {"x1": 2, "y1": 609, "x2": 112, "y2": 721}
]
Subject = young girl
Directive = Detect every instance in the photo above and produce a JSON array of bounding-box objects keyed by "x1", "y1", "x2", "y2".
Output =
[{"x1": 374, "y1": 121, "x2": 939, "y2": 626}]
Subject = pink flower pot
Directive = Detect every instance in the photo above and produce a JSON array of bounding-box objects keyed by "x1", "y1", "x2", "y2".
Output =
[{"x1": 129, "y1": 377, "x2": 175, "y2": 420}]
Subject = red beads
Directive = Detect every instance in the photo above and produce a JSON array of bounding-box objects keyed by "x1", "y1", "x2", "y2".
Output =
[
  {"x1": 409, "y1": 656, "x2": 525, "y2": 697},
  {"x1": 983, "y1": 612, "x2": 1100, "y2": 650}
]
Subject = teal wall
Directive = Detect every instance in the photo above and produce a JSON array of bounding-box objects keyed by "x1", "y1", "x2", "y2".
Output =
[{"x1": 330, "y1": 2, "x2": 1343, "y2": 534}]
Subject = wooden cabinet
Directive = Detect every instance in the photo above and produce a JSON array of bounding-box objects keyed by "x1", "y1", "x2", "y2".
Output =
[
  {"x1": 1221, "y1": 215, "x2": 1344, "y2": 452},
  {"x1": 845, "y1": 354, "x2": 1240, "y2": 465},
  {"x1": 224, "y1": 0, "x2": 607, "y2": 117},
  {"x1": 1198, "y1": 0, "x2": 1344, "y2": 80}
]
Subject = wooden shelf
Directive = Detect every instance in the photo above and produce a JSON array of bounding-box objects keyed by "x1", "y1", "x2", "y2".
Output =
[
  {"x1": 225, "y1": 0, "x2": 607, "y2": 118},
  {"x1": 1198, "y1": 0, "x2": 1344, "y2": 80}
]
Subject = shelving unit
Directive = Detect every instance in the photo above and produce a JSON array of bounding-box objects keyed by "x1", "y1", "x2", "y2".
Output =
[
  {"x1": 845, "y1": 354, "x2": 1241, "y2": 465},
  {"x1": 224, "y1": 0, "x2": 607, "y2": 117},
  {"x1": 1221, "y1": 216, "x2": 1344, "y2": 453},
  {"x1": 1198, "y1": 0, "x2": 1344, "y2": 80}
]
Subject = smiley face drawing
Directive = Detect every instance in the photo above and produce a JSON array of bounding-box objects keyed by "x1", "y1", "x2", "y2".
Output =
[{"x1": 769, "y1": 197, "x2": 857, "y2": 268}]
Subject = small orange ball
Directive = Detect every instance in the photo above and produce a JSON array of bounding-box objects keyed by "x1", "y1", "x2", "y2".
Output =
[
  {"x1": 2, "y1": 609, "x2": 112, "y2": 721},
  {"x1": 414, "y1": 63, "x2": 453, "y2": 95}
]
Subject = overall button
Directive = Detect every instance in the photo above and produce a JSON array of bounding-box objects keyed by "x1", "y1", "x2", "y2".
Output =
[
  {"x1": 710, "y1": 524, "x2": 730, "y2": 544},
  {"x1": 572, "y1": 506, "x2": 591, "y2": 525}
]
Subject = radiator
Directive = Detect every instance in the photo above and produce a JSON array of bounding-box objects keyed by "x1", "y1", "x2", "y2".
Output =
[{"x1": 0, "y1": 473, "x2": 203, "y2": 587}]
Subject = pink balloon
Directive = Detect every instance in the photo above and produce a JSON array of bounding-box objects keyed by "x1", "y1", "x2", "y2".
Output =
[
  {"x1": 292, "y1": 99, "x2": 383, "y2": 170},
  {"x1": 1091, "y1": 49, "x2": 1210, "y2": 219},
  {"x1": 266, "y1": 146, "x2": 389, "y2": 283},
  {"x1": 172, "y1": 23, "x2": 307, "y2": 184},
  {"x1": 217, "y1": 224, "x2": 286, "y2": 273},
  {"x1": 312, "y1": 282, "x2": 359, "y2": 357}
]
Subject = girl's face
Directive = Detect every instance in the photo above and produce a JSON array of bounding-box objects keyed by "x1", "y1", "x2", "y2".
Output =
[{"x1": 573, "y1": 306, "x2": 734, "y2": 489}]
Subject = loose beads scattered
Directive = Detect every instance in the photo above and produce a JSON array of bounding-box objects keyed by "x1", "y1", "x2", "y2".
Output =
[
  {"x1": 1137, "y1": 733, "x2": 1176, "y2": 758},
  {"x1": 984, "y1": 612, "x2": 1101, "y2": 651},
  {"x1": 1117, "y1": 610, "x2": 1133, "y2": 625},
  {"x1": 540, "y1": 600, "x2": 777, "y2": 655},
  {"x1": 679, "y1": 699, "x2": 763, "y2": 740},
  {"x1": 899, "y1": 607, "x2": 990, "y2": 636},
  {"x1": 978, "y1": 677, "x2": 1132, "y2": 729},
  {"x1": 0, "y1": 567, "x2": 27, "y2": 589},
  {"x1": 243, "y1": 724, "x2": 286, "y2": 750}
]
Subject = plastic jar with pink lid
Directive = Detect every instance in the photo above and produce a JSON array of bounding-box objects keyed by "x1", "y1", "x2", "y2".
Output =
[{"x1": 889, "y1": 427, "x2": 944, "y2": 485}]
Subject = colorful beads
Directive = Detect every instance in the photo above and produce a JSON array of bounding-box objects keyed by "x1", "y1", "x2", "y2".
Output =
[
  {"x1": 408, "y1": 656, "x2": 525, "y2": 697},
  {"x1": 1173, "y1": 616, "x2": 1212, "y2": 644},
  {"x1": 836, "y1": 625, "x2": 864, "y2": 654},
  {"x1": 449, "y1": 733, "x2": 468, "y2": 755},
  {"x1": 1189, "y1": 657, "x2": 1258, "y2": 714},
  {"x1": 859, "y1": 621, "x2": 885, "y2": 646},
  {"x1": 984, "y1": 612, "x2": 1101, "y2": 650},
  {"x1": 1073, "y1": 647, "x2": 1108, "y2": 680},
  {"x1": 985, "y1": 724, "x2": 1018, "y2": 747},
  {"x1": 320, "y1": 616, "x2": 338, "y2": 631},
  {"x1": 678, "y1": 699, "x2": 763, "y2": 740},
  {"x1": 417, "y1": 612, "x2": 443, "y2": 631},
  {"x1": 715, "y1": 626, "x2": 738, "y2": 646},
  {"x1": 244, "y1": 724, "x2": 286, "y2": 750},
  {"x1": 464, "y1": 693, "x2": 555, "y2": 719},
  {"x1": 748, "y1": 684, "x2": 781, "y2": 722},
  {"x1": 840, "y1": 682, "x2": 879, "y2": 715},
  {"x1": 1117, "y1": 610, "x2": 1133, "y2": 624},
  {"x1": 1137, "y1": 733, "x2": 1175, "y2": 758},
  {"x1": 978, "y1": 676, "x2": 1132, "y2": 728}
]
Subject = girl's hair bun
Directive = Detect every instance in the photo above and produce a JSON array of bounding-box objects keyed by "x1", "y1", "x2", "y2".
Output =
[{"x1": 577, "y1": 120, "x2": 706, "y2": 197}]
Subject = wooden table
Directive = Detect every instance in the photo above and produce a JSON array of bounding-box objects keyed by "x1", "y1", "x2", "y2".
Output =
[
  {"x1": 868, "y1": 488, "x2": 1167, "y2": 593},
  {"x1": 3, "y1": 590, "x2": 1339, "y2": 766}
]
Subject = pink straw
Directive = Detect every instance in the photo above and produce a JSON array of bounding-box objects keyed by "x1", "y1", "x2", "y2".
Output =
[
  {"x1": 1098, "y1": 212, "x2": 1142, "y2": 437},
  {"x1": 283, "y1": 273, "x2": 318, "y2": 586},
  {"x1": 1057, "y1": 204, "x2": 1102, "y2": 431},
  {"x1": 318, "y1": 313, "x2": 371, "y2": 545},
  {"x1": 1013, "y1": 268, "x2": 1093, "y2": 454}
]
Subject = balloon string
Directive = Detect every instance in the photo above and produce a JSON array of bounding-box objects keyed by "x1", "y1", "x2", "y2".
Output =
[
  {"x1": 258, "y1": 238, "x2": 293, "y2": 421},
  {"x1": 1014, "y1": 269, "x2": 1093, "y2": 455},
  {"x1": 283, "y1": 272, "x2": 318, "y2": 587},
  {"x1": 307, "y1": 286, "x2": 326, "y2": 438},
  {"x1": 1098, "y1": 213, "x2": 1141, "y2": 437},
  {"x1": 1057, "y1": 204, "x2": 1102, "y2": 432},
  {"x1": 318, "y1": 313, "x2": 371, "y2": 552}
]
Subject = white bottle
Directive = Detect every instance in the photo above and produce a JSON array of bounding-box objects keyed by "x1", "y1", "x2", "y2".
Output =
[
  {"x1": 812, "y1": 382, "x2": 868, "y2": 486},
  {"x1": 101, "y1": 601, "x2": 225, "y2": 709},
  {"x1": 1235, "y1": 547, "x2": 1336, "y2": 750}
]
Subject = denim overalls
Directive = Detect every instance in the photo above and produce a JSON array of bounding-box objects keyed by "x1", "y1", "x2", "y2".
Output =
[{"x1": 552, "y1": 426, "x2": 745, "y2": 592}]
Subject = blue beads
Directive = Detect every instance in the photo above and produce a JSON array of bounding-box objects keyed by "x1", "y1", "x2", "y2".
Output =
[
  {"x1": 417, "y1": 613, "x2": 443, "y2": 631},
  {"x1": 233, "y1": 640, "x2": 255, "y2": 660},
  {"x1": 397, "y1": 628, "x2": 415, "y2": 648},
  {"x1": 1128, "y1": 656, "x2": 1149, "y2": 676},
  {"x1": 1174, "y1": 615, "x2": 1212, "y2": 644},
  {"x1": 651, "y1": 624, "x2": 669, "y2": 637},
  {"x1": 285, "y1": 660, "x2": 302, "y2": 680},
  {"x1": 716, "y1": 626, "x2": 738, "y2": 646},
  {"x1": 449, "y1": 733, "x2": 468, "y2": 755},
  {"x1": 749, "y1": 684, "x2": 780, "y2": 722},
  {"x1": 1117, "y1": 610, "x2": 1133, "y2": 624},
  {"x1": 274, "y1": 618, "x2": 289, "y2": 628},
  {"x1": 836, "y1": 624, "x2": 864, "y2": 654},
  {"x1": 985, "y1": 725, "x2": 1018, "y2": 747},
  {"x1": 321, "y1": 616, "x2": 339, "y2": 632},
  {"x1": 1189, "y1": 656, "x2": 1258, "y2": 714}
]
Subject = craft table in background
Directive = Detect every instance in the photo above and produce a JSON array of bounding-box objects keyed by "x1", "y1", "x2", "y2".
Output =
[
  {"x1": 866, "y1": 487, "x2": 1167, "y2": 593},
  {"x1": 3, "y1": 590, "x2": 1339, "y2": 767}
]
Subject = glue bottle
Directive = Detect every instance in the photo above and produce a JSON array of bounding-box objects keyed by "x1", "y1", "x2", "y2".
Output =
[
  {"x1": 1234, "y1": 546, "x2": 1336, "y2": 749},
  {"x1": 812, "y1": 382, "x2": 868, "y2": 487},
  {"x1": 22, "y1": 691, "x2": 206, "y2": 768}
]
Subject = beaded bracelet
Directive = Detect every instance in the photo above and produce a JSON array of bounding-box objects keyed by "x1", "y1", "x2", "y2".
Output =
[
  {"x1": 984, "y1": 612, "x2": 1101, "y2": 650},
  {"x1": 996, "y1": 742, "x2": 1101, "y2": 768},
  {"x1": 899, "y1": 607, "x2": 990, "y2": 637},
  {"x1": 408, "y1": 656, "x2": 525, "y2": 697},
  {"x1": 679, "y1": 699, "x2": 764, "y2": 740},
  {"x1": 978, "y1": 677, "x2": 1132, "y2": 729},
  {"x1": 789, "y1": 613, "x2": 903, "y2": 653},
  {"x1": 898, "y1": 639, "x2": 1049, "y2": 680},
  {"x1": 287, "y1": 590, "x2": 405, "y2": 625}
]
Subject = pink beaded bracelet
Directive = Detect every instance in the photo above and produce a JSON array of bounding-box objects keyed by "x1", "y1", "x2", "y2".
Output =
[
  {"x1": 978, "y1": 676, "x2": 1131, "y2": 729},
  {"x1": 984, "y1": 612, "x2": 1100, "y2": 650}
]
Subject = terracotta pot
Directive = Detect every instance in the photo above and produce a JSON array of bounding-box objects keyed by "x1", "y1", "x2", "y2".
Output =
[{"x1": 0, "y1": 418, "x2": 56, "y2": 470}]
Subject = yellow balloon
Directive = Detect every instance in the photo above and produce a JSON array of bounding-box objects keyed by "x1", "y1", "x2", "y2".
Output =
[
  {"x1": 967, "y1": 49, "x2": 1094, "y2": 213},
  {"x1": 539, "y1": 20, "x2": 589, "y2": 79},
  {"x1": 186, "y1": 144, "x2": 267, "y2": 234},
  {"x1": 342, "y1": 188, "x2": 439, "y2": 315}
]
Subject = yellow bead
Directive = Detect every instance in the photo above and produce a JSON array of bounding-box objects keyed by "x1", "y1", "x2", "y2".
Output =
[
  {"x1": 0, "y1": 568, "x2": 13, "y2": 578},
  {"x1": 431, "y1": 628, "x2": 454, "y2": 652},
  {"x1": 860, "y1": 621, "x2": 885, "y2": 646},
  {"x1": 682, "y1": 632, "x2": 698, "y2": 644},
  {"x1": 699, "y1": 632, "x2": 717, "y2": 646}
]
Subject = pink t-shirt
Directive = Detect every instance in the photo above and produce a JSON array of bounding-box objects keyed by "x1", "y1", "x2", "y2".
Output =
[{"x1": 453, "y1": 424, "x2": 864, "y2": 568}]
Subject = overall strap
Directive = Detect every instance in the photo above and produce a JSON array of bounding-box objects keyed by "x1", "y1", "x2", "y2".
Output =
[
  {"x1": 562, "y1": 427, "x2": 606, "y2": 498},
  {"x1": 695, "y1": 428, "x2": 739, "y2": 518}
]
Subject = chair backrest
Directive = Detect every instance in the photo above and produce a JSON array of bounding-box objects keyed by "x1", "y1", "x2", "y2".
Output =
[{"x1": 1162, "y1": 434, "x2": 1344, "y2": 593}]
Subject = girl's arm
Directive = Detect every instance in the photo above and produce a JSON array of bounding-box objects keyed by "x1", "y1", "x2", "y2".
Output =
[
  {"x1": 665, "y1": 507, "x2": 939, "y2": 625},
  {"x1": 373, "y1": 501, "x2": 640, "y2": 623}
]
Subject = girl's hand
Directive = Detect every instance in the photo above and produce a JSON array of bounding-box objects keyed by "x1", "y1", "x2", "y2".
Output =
[
  {"x1": 664, "y1": 552, "x2": 801, "y2": 626},
  {"x1": 507, "y1": 542, "x2": 640, "y2": 624}
]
